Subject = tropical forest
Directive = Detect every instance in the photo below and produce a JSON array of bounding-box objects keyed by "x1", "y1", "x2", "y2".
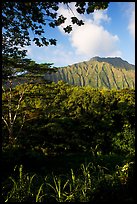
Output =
[{"x1": 2, "y1": 2, "x2": 135, "y2": 202}]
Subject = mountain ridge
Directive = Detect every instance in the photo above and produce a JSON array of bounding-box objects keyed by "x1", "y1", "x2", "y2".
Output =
[
  {"x1": 89, "y1": 56, "x2": 135, "y2": 70},
  {"x1": 44, "y1": 57, "x2": 135, "y2": 89}
]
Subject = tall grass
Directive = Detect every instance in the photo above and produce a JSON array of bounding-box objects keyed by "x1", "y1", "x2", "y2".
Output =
[
  {"x1": 2, "y1": 160, "x2": 135, "y2": 202},
  {"x1": 2, "y1": 165, "x2": 46, "y2": 202},
  {"x1": 46, "y1": 174, "x2": 69, "y2": 202}
]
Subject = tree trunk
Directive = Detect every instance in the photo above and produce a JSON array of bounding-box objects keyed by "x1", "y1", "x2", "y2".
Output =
[{"x1": 8, "y1": 127, "x2": 15, "y2": 145}]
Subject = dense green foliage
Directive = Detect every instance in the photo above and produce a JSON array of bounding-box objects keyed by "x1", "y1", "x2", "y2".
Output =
[
  {"x1": 2, "y1": 80, "x2": 135, "y2": 154},
  {"x1": 2, "y1": 2, "x2": 135, "y2": 201},
  {"x1": 2, "y1": 80, "x2": 135, "y2": 202}
]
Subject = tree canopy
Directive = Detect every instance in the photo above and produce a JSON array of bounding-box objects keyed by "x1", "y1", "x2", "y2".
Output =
[
  {"x1": 2, "y1": 2, "x2": 109, "y2": 54},
  {"x1": 2, "y1": 56, "x2": 55, "y2": 80},
  {"x1": 2, "y1": 2, "x2": 109, "y2": 78},
  {"x1": 2, "y1": 80, "x2": 135, "y2": 154}
]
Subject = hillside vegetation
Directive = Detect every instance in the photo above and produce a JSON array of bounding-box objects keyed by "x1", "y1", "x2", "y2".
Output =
[
  {"x1": 2, "y1": 72, "x2": 135, "y2": 202},
  {"x1": 44, "y1": 57, "x2": 135, "y2": 89}
]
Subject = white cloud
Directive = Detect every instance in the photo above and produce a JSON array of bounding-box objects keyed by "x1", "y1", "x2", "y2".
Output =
[
  {"x1": 26, "y1": 42, "x2": 82, "y2": 67},
  {"x1": 25, "y1": 3, "x2": 122, "y2": 67},
  {"x1": 128, "y1": 3, "x2": 135, "y2": 39},
  {"x1": 47, "y1": 45, "x2": 78, "y2": 66},
  {"x1": 57, "y1": 4, "x2": 121, "y2": 59},
  {"x1": 92, "y1": 9, "x2": 111, "y2": 25},
  {"x1": 70, "y1": 21, "x2": 121, "y2": 57},
  {"x1": 120, "y1": 2, "x2": 135, "y2": 40}
]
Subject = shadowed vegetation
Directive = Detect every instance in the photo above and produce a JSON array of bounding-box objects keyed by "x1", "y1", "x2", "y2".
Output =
[{"x1": 2, "y1": 80, "x2": 135, "y2": 202}]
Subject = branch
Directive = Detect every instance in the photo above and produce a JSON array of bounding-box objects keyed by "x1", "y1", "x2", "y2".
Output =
[
  {"x1": 17, "y1": 113, "x2": 26, "y2": 138},
  {"x1": 12, "y1": 88, "x2": 27, "y2": 125},
  {"x1": 2, "y1": 86, "x2": 5, "y2": 92},
  {"x1": 2, "y1": 116, "x2": 10, "y2": 131},
  {"x1": 8, "y1": 79, "x2": 12, "y2": 126},
  {"x1": 66, "y1": 3, "x2": 76, "y2": 17}
]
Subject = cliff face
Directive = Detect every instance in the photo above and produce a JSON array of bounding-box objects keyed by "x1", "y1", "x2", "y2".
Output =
[{"x1": 44, "y1": 57, "x2": 135, "y2": 89}]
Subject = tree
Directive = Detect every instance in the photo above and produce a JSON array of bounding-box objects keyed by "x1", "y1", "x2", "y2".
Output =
[
  {"x1": 2, "y1": 57, "x2": 32, "y2": 79},
  {"x1": 2, "y1": 80, "x2": 45, "y2": 146},
  {"x1": 2, "y1": 2, "x2": 109, "y2": 75},
  {"x1": 2, "y1": 55, "x2": 57, "y2": 80},
  {"x1": 2, "y1": 81, "x2": 28, "y2": 145},
  {"x1": 2, "y1": 2, "x2": 109, "y2": 52},
  {"x1": 2, "y1": 2, "x2": 110, "y2": 146}
]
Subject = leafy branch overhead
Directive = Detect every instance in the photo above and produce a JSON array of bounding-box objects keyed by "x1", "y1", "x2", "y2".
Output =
[{"x1": 2, "y1": 2, "x2": 109, "y2": 58}]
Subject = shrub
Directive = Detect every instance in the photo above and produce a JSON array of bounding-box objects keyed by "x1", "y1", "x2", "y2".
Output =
[{"x1": 112, "y1": 125, "x2": 135, "y2": 156}]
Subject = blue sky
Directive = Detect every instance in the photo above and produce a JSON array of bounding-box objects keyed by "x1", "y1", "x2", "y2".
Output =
[{"x1": 25, "y1": 2, "x2": 135, "y2": 67}]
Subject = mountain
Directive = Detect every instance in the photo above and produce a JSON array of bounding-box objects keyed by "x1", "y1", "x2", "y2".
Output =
[
  {"x1": 44, "y1": 57, "x2": 135, "y2": 89},
  {"x1": 89, "y1": 56, "x2": 135, "y2": 70}
]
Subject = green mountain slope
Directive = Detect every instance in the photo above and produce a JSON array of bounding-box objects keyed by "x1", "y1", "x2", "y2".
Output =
[
  {"x1": 90, "y1": 56, "x2": 135, "y2": 70},
  {"x1": 44, "y1": 57, "x2": 135, "y2": 89}
]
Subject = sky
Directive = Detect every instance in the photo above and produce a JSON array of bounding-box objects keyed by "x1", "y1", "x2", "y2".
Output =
[{"x1": 25, "y1": 2, "x2": 135, "y2": 67}]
